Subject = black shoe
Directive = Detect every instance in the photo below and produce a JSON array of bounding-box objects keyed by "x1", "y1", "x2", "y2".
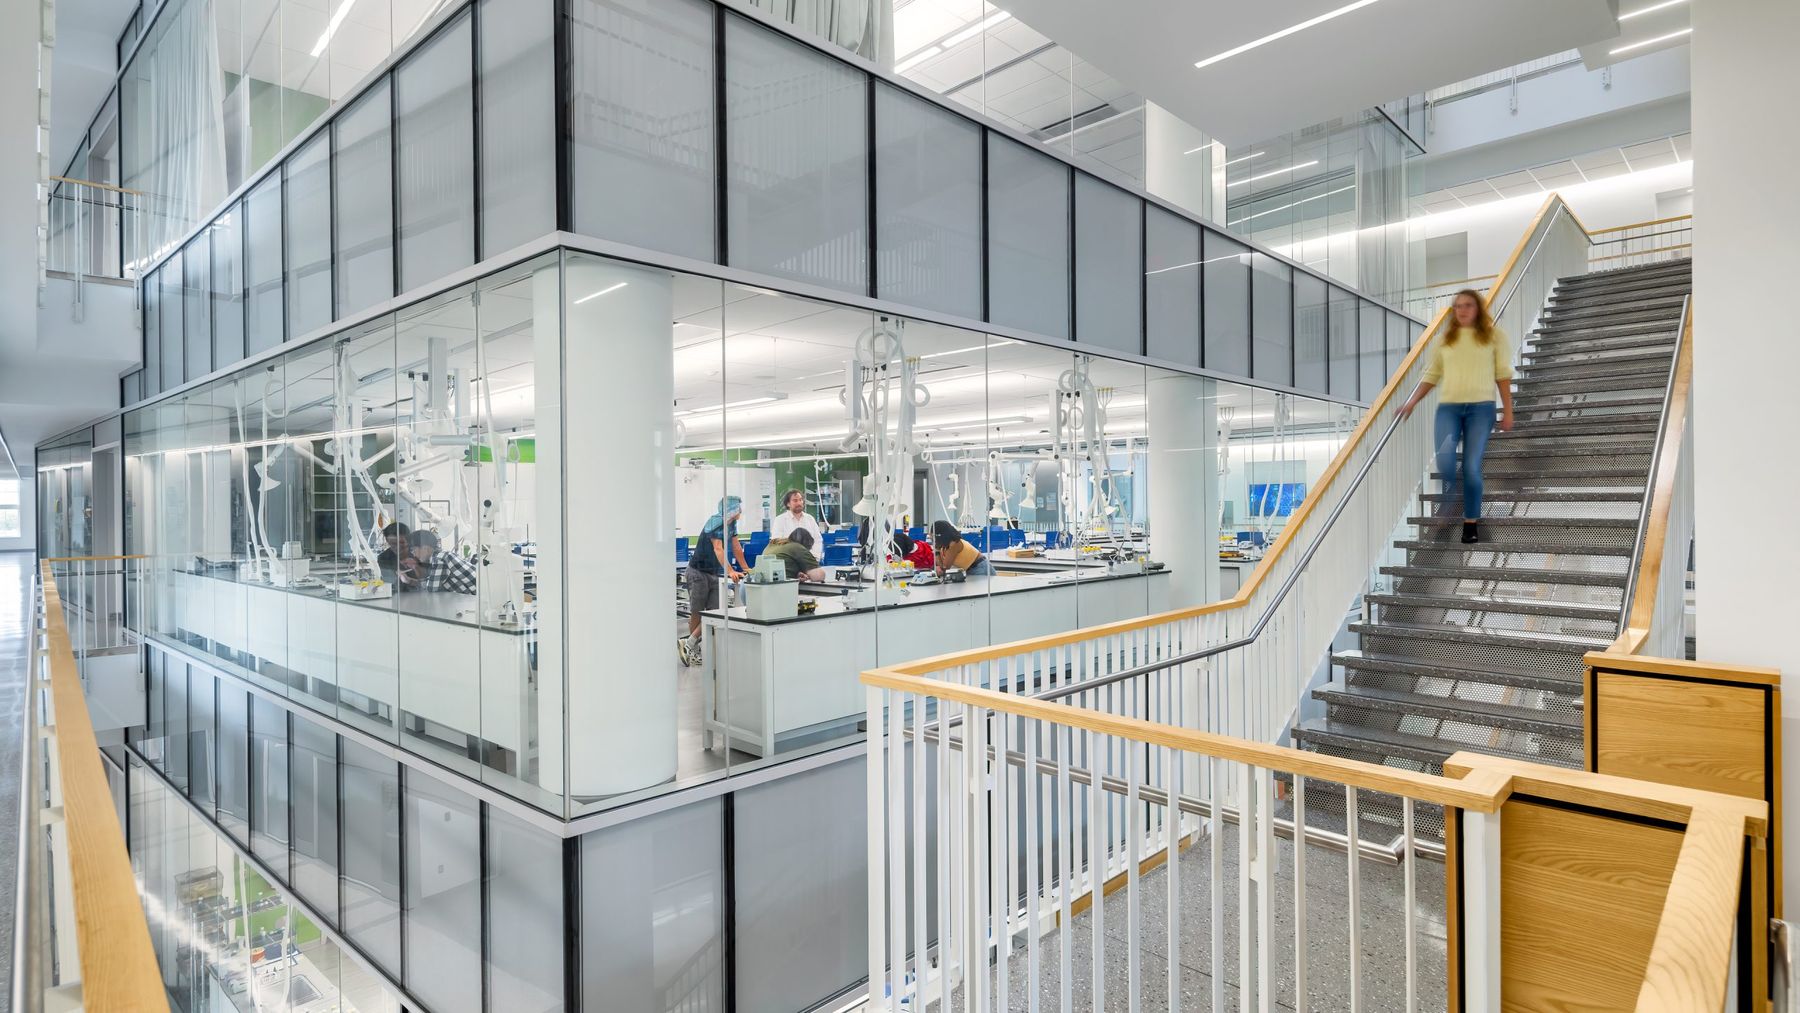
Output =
[{"x1": 1461, "y1": 521, "x2": 1480, "y2": 544}]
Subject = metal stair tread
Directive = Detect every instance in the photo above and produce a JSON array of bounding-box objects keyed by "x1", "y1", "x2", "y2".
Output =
[
  {"x1": 1365, "y1": 591, "x2": 1620, "y2": 621},
  {"x1": 1331, "y1": 650, "x2": 1583, "y2": 693},
  {"x1": 1392, "y1": 538, "x2": 1635, "y2": 557},
  {"x1": 1312, "y1": 682, "x2": 1583, "y2": 734},
  {"x1": 1292, "y1": 718, "x2": 1552, "y2": 767},
  {"x1": 1522, "y1": 350, "x2": 1674, "y2": 368},
  {"x1": 1420, "y1": 489, "x2": 1643, "y2": 502},
  {"x1": 1433, "y1": 467, "x2": 1648, "y2": 480},
  {"x1": 1382, "y1": 562, "x2": 1629, "y2": 588},
  {"x1": 1351, "y1": 619, "x2": 1612, "y2": 653},
  {"x1": 1483, "y1": 442, "x2": 1653, "y2": 459},
  {"x1": 1407, "y1": 514, "x2": 1636, "y2": 529}
]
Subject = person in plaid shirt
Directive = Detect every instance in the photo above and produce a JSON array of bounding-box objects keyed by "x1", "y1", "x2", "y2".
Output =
[{"x1": 397, "y1": 529, "x2": 478, "y2": 595}]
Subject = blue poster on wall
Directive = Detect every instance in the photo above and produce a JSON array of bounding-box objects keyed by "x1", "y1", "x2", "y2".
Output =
[{"x1": 1248, "y1": 482, "x2": 1307, "y2": 517}]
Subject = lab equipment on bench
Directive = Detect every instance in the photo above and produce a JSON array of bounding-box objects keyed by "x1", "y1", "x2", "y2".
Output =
[{"x1": 742, "y1": 553, "x2": 799, "y2": 621}]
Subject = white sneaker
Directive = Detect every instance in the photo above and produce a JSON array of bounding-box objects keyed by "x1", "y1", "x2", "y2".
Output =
[{"x1": 677, "y1": 637, "x2": 695, "y2": 667}]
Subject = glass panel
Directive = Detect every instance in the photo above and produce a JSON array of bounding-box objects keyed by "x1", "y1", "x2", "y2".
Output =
[
  {"x1": 245, "y1": 174, "x2": 284, "y2": 355},
  {"x1": 402, "y1": 768, "x2": 481, "y2": 1013},
  {"x1": 183, "y1": 236, "x2": 211, "y2": 380},
  {"x1": 1250, "y1": 253, "x2": 1292, "y2": 386},
  {"x1": 486, "y1": 808, "x2": 565, "y2": 1011},
  {"x1": 1073, "y1": 175, "x2": 1142, "y2": 356},
  {"x1": 872, "y1": 82, "x2": 981, "y2": 319},
  {"x1": 1144, "y1": 205, "x2": 1200, "y2": 368},
  {"x1": 160, "y1": 248, "x2": 183, "y2": 389},
  {"x1": 987, "y1": 133, "x2": 1070, "y2": 340},
  {"x1": 291, "y1": 713, "x2": 338, "y2": 916},
  {"x1": 249, "y1": 696, "x2": 289, "y2": 867},
  {"x1": 1388, "y1": 310, "x2": 1413, "y2": 376},
  {"x1": 724, "y1": 15, "x2": 868, "y2": 295},
  {"x1": 396, "y1": 14, "x2": 475, "y2": 293},
  {"x1": 733, "y1": 757, "x2": 867, "y2": 1013},
  {"x1": 164, "y1": 661, "x2": 189, "y2": 791},
  {"x1": 569, "y1": 0, "x2": 716, "y2": 261},
  {"x1": 1294, "y1": 272, "x2": 1328, "y2": 395},
  {"x1": 340, "y1": 738, "x2": 401, "y2": 975},
  {"x1": 1202, "y1": 230, "x2": 1250, "y2": 375},
  {"x1": 1360, "y1": 300, "x2": 1388, "y2": 399},
  {"x1": 211, "y1": 208, "x2": 244, "y2": 367},
  {"x1": 217, "y1": 683, "x2": 251, "y2": 844},
  {"x1": 286, "y1": 133, "x2": 333, "y2": 338},
  {"x1": 143, "y1": 268, "x2": 160, "y2": 396},
  {"x1": 581, "y1": 797, "x2": 724, "y2": 1010},
  {"x1": 479, "y1": 0, "x2": 555, "y2": 255},
  {"x1": 335, "y1": 79, "x2": 395, "y2": 317},
  {"x1": 187, "y1": 667, "x2": 215, "y2": 809},
  {"x1": 1327, "y1": 285, "x2": 1358, "y2": 400}
]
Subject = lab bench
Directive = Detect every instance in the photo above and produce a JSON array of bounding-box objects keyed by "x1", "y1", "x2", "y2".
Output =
[{"x1": 697, "y1": 567, "x2": 1171, "y2": 758}]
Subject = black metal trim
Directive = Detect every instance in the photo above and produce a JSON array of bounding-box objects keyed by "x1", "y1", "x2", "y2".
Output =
[
  {"x1": 1451, "y1": 806, "x2": 1465, "y2": 1010},
  {"x1": 713, "y1": 6, "x2": 729, "y2": 265},
  {"x1": 285, "y1": 708, "x2": 296, "y2": 883},
  {"x1": 328, "y1": 121, "x2": 341, "y2": 324},
  {"x1": 979, "y1": 129, "x2": 990, "y2": 324},
  {"x1": 336, "y1": 734, "x2": 347, "y2": 927},
  {"x1": 722, "y1": 790, "x2": 738, "y2": 1013},
  {"x1": 1195, "y1": 217, "x2": 1205, "y2": 369},
  {"x1": 1739, "y1": 836, "x2": 1756, "y2": 1013},
  {"x1": 1065, "y1": 164, "x2": 1076, "y2": 342},
  {"x1": 865, "y1": 73, "x2": 877, "y2": 301},
  {"x1": 552, "y1": 0, "x2": 572, "y2": 233},
  {"x1": 470, "y1": 0, "x2": 484, "y2": 264},
  {"x1": 1511, "y1": 792, "x2": 1688, "y2": 833},
  {"x1": 397, "y1": 763, "x2": 410, "y2": 983},
  {"x1": 390, "y1": 68, "x2": 403, "y2": 302},
  {"x1": 1137, "y1": 199, "x2": 1147, "y2": 357},
  {"x1": 279, "y1": 167, "x2": 291, "y2": 345},
  {"x1": 479, "y1": 800, "x2": 492, "y2": 1012},
  {"x1": 562, "y1": 834, "x2": 581, "y2": 1011}
]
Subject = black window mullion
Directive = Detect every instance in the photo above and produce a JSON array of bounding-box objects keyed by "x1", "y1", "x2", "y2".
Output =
[
  {"x1": 390, "y1": 71, "x2": 402, "y2": 300},
  {"x1": 1065, "y1": 164, "x2": 1075, "y2": 342},
  {"x1": 479, "y1": 801, "x2": 491, "y2": 1012},
  {"x1": 979, "y1": 129, "x2": 990, "y2": 323},
  {"x1": 552, "y1": 0, "x2": 572, "y2": 233},
  {"x1": 712, "y1": 5, "x2": 728, "y2": 265},
  {"x1": 562, "y1": 835, "x2": 580, "y2": 1012},
  {"x1": 865, "y1": 74, "x2": 876, "y2": 300},
  {"x1": 471, "y1": 0, "x2": 483, "y2": 264}
]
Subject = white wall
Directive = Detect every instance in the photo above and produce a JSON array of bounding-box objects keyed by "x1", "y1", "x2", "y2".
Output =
[
  {"x1": 0, "y1": 467, "x2": 37, "y2": 553},
  {"x1": 1690, "y1": 0, "x2": 1800, "y2": 917}
]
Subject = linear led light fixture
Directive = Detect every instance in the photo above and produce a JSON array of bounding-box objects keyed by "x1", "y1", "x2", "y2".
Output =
[
  {"x1": 1228, "y1": 183, "x2": 1356, "y2": 227},
  {"x1": 1609, "y1": 26, "x2": 1692, "y2": 54},
  {"x1": 1620, "y1": 0, "x2": 1687, "y2": 20},
  {"x1": 1194, "y1": 0, "x2": 1383, "y2": 70},
  {"x1": 1226, "y1": 159, "x2": 1320, "y2": 188},
  {"x1": 895, "y1": 46, "x2": 941, "y2": 73},
  {"x1": 673, "y1": 394, "x2": 787, "y2": 418},
  {"x1": 1221, "y1": 150, "x2": 1266, "y2": 167},
  {"x1": 919, "y1": 339, "x2": 1019, "y2": 360},
  {"x1": 943, "y1": 11, "x2": 1011, "y2": 47},
  {"x1": 311, "y1": 0, "x2": 361, "y2": 57},
  {"x1": 572, "y1": 281, "x2": 628, "y2": 304}
]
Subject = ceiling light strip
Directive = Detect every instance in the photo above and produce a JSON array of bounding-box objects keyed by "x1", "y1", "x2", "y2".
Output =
[
  {"x1": 1619, "y1": 0, "x2": 1687, "y2": 21},
  {"x1": 1609, "y1": 26, "x2": 1692, "y2": 55},
  {"x1": 1227, "y1": 160, "x2": 1320, "y2": 188},
  {"x1": 1193, "y1": 0, "x2": 1384, "y2": 70}
]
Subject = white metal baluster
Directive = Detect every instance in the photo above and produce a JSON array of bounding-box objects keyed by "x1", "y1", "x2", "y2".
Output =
[
  {"x1": 1255, "y1": 768, "x2": 1274, "y2": 1013},
  {"x1": 1346, "y1": 786, "x2": 1362, "y2": 1013},
  {"x1": 1165, "y1": 743, "x2": 1182, "y2": 1013},
  {"x1": 971, "y1": 704, "x2": 991, "y2": 1013},
  {"x1": 1403, "y1": 796, "x2": 1417, "y2": 1013},
  {"x1": 866, "y1": 685, "x2": 890, "y2": 1012},
  {"x1": 890, "y1": 690, "x2": 908, "y2": 1009},
  {"x1": 1292, "y1": 775, "x2": 1307, "y2": 1012},
  {"x1": 912, "y1": 689, "x2": 929, "y2": 1011},
  {"x1": 995, "y1": 704, "x2": 1011, "y2": 1013},
  {"x1": 1461, "y1": 806, "x2": 1503, "y2": 1013},
  {"x1": 1209, "y1": 754, "x2": 1224, "y2": 1013},
  {"x1": 1088, "y1": 726, "x2": 1106, "y2": 1013},
  {"x1": 1125, "y1": 739, "x2": 1141, "y2": 1013},
  {"x1": 1057, "y1": 723, "x2": 1073, "y2": 1013},
  {"x1": 1237, "y1": 762, "x2": 1253, "y2": 1011},
  {"x1": 939, "y1": 694, "x2": 955, "y2": 1012},
  {"x1": 1025, "y1": 710, "x2": 1041, "y2": 1013}
]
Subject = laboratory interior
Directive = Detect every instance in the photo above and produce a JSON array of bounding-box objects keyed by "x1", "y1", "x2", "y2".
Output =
[{"x1": 120, "y1": 246, "x2": 1383, "y2": 818}]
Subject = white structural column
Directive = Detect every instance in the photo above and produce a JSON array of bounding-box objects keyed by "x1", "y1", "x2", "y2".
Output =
[
  {"x1": 1690, "y1": 0, "x2": 1800, "y2": 916},
  {"x1": 1148, "y1": 372, "x2": 1222, "y2": 611},
  {"x1": 1144, "y1": 101, "x2": 1223, "y2": 223},
  {"x1": 537, "y1": 257, "x2": 678, "y2": 797}
]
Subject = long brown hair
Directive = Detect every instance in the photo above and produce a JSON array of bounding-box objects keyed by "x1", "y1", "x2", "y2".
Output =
[{"x1": 1440, "y1": 288, "x2": 1494, "y2": 345}]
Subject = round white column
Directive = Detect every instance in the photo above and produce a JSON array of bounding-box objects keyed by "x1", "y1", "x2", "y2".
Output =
[{"x1": 536, "y1": 257, "x2": 678, "y2": 798}]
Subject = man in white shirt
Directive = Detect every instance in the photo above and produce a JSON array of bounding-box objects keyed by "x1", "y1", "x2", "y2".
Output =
[{"x1": 769, "y1": 488, "x2": 823, "y2": 545}]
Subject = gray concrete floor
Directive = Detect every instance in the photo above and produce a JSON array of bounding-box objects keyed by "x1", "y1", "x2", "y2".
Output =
[{"x1": 0, "y1": 552, "x2": 35, "y2": 1012}]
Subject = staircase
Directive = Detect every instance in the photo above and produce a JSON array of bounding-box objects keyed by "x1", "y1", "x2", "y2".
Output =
[{"x1": 1292, "y1": 258, "x2": 1691, "y2": 782}]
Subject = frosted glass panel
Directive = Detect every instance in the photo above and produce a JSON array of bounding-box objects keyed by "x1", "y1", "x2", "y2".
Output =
[
  {"x1": 1251, "y1": 253, "x2": 1292, "y2": 386},
  {"x1": 570, "y1": 0, "x2": 716, "y2": 261},
  {"x1": 1144, "y1": 205, "x2": 1200, "y2": 367},
  {"x1": 396, "y1": 14, "x2": 475, "y2": 292},
  {"x1": 725, "y1": 15, "x2": 868, "y2": 294},
  {"x1": 291, "y1": 714, "x2": 338, "y2": 917},
  {"x1": 1202, "y1": 230, "x2": 1250, "y2": 375},
  {"x1": 160, "y1": 251, "x2": 183, "y2": 389},
  {"x1": 734, "y1": 757, "x2": 867, "y2": 1013},
  {"x1": 479, "y1": 0, "x2": 555, "y2": 255},
  {"x1": 873, "y1": 82, "x2": 981, "y2": 319},
  {"x1": 144, "y1": 270, "x2": 160, "y2": 396},
  {"x1": 183, "y1": 237, "x2": 211, "y2": 380},
  {"x1": 1074, "y1": 175, "x2": 1142, "y2": 355},
  {"x1": 1388, "y1": 310, "x2": 1413, "y2": 376},
  {"x1": 249, "y1": 696, "x2": 288, "y2": 867},
  {"x1": 341, "y1": 739, "x2": 401, "y2": 975},
  {"x1": 987, "y1": 133, "x2": 1069, "y2": 339},
  {"x1": 582, "y1": 798, "x2": 724, "y2": 1011},
  {"x1": 286, "y1": 132, "x2": 333, "y2": 337},
  {"x1": 216, "y1": 685, "x2": 250, "y2": 844},
  {"x1": 1294, "y1": 272, "x2": 1327, "y2": 394},
  {"x1": 1328, "y1": 285, "x2": 1359, "y2": 399},
  {"x1": 245, "y1": 175, "x2": 284, "y2": 354},
  {"x1": 1360, "y1": 300, "x2": 1388, "y2": 399},
  {"x1": 335, "y1": 80, "x2": 394, "y2": 317},
  {"x1": 487, "y1": 809, "x2": 565, "y2": 1012},
  {"x1": 211, "y1": 210, "x2": 244, "y2": 365},
  {"x1": 403, "y1": 769, "x2": 481, "y2": 1013}
]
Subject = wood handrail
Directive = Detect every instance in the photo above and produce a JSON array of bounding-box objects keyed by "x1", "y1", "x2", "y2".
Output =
[
  {"x1": 40, "y1": 555, "x2": 149, "y2": 563},
  {"x1": 1634, "y1": 807, "x2": 1746, "y2": 1011},
  {"x1": 35, "y1": 561, "x2": 164, "y2": 1004},
  {"x1": 1419, "y1": 273, "x2": 1500, "y2": 291},
  {"x1": 1589, "y1": 213, "x2": 1693, "y2": 236},
  {"x1": 1605, "y1": 303, "x2": 1695, "y2": 657},
  {"x1": 1591, "y1": 242, "x2": 1692, "y2": 264},
  {"x1": 46, "y1": 175, "x2": 144, "y2": 197}
]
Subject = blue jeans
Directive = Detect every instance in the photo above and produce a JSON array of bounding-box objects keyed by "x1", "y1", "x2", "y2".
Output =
[{"x1": 1434, "y1": 401, "x2": 1498, "y2": 520}]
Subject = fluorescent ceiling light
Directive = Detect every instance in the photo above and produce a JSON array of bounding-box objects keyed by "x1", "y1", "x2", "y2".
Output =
[
  {"x1": 943, "y1": 11, "x2": 1011, "y2": 47},
  {"x1": 311, "y1": 0, "x2": 360, "y2": 57},
  {"x1": 919, "y1": 339, "x2": 1018, "y2": 360},
  {"x1": 1228, "y1": 184, "x2": 1356, "y2": 227},
  {"x1": 1609, "y1": 27, "x2": 1692, "y2": 55},
  {"x1": 572, "y1": 281, "x2": 628, "y2": 304},
  {"x1": 1227, "y1": 160, "x2": 1319, "y2": 188},
  {"x1": 894, "y1": 45, "x2": 941, "y2": 73},
  {"x1": 1222, "y1": 150, "x2": 1266, "y2": 167},
  {"x1": 1619, "y1": 0, "x2": 1686, "y2": 20},
  {"x1": 673, "y1": 394, "x2": 787, "y2": 418},
  {"x1": 1194, "y1": 0, "x2": 1383, "y2": 70}
]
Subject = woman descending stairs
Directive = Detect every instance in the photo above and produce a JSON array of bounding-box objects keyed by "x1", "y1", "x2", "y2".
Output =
[{"x1": 1292, "y1": 258, "x2": 1691, "y2": 785}]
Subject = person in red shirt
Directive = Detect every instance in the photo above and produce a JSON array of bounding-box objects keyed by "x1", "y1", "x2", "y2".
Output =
[{"x1": 892, "y1": 531, "x2": 933, "y2": 571}]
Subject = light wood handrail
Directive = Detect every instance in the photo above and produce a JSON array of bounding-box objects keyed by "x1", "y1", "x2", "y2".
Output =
[
  {"x1": 46, "y1": 175, "x2": 144, "y2": 197},
  {"x1": 1633, "y1": 807, "x2": 1746, "y2": 1011},
  {"x1": 1590, "y1": 242, "x2": 1692, "y2": 264},
  {"x1": 40, "y1": 555, "x2": 150, "y2": 564},
  {"x1": 35, "y1": 560, "x2": 164, "y2": 1004},
  {"x1": 1589, "y1": 213, "x2": 1693, "y2": 236},
  {"x1": 1420, "y1": 273, "x2": 1500, "y2": 291}
]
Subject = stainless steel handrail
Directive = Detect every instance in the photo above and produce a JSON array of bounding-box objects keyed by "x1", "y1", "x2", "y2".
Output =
[
  {"x1": 1037, "y1": 202, "x2": 1574, "y2": 703},
  {"x1": 1616, "y1": 293, "x2": 1692, "y2": 629}
]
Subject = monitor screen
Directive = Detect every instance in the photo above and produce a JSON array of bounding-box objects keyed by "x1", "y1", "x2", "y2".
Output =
[{"x1": 1247, "y1": 482, "x2": 1306, "y2": 518}]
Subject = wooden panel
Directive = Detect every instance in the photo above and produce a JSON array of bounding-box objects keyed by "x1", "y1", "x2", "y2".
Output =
[
  {"x1": 1500, "y1": 799, "x2": 1682, "y2": 1012},
  {"x1": 1633, "y1": 808, "x2": 1746, "y2": 1011},
  {"x1": 1594, "y1": 672, "x2": 1767, "y2": 801}
]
